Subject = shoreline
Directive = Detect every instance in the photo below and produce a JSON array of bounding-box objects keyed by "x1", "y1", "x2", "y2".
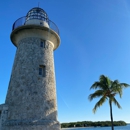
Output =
[
  {"x1": 61, "y1": 125, "x2": 130, "y2": 129},
  {"x1": 62, "y1": 127, "x2": 94, "y2": 129}
]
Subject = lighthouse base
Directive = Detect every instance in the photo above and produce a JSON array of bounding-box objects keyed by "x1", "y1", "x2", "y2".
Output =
[{"x1": 2, "y1": 120, "x2": 61, "y2": 130}]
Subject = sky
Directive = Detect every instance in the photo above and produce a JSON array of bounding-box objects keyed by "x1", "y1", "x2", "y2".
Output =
[{"x1": 0, "y1": 0, "x2": 130, "y2": 123}]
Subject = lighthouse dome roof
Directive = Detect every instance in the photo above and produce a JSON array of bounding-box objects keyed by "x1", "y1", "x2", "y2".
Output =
[{"x1": 26, "y1": 7, "x2": 49, "y2": 21}]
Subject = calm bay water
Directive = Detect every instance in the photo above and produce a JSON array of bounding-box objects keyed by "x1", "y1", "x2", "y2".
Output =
[{"x1": 62, "y1": 125, "x2": 130, "y2": 130}]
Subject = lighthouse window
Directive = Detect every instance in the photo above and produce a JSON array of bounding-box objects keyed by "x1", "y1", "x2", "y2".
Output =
[
  {"x1": 40, "y1": 22, "x2": 43, "y2": 25},
  {"x1": 40, "y1": 40, "x2": 45, "y2": 48},
  {"x1": 39, "y1": 68, "x2": 42, "y2": 75},
  {"x1": 39, "y1": 65, "x2": 46, "y2": 77}
]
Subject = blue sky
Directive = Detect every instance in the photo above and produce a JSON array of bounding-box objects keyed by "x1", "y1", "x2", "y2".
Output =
[{"x1": 0, "y1": 0, "x2": 130, "y2": 123}]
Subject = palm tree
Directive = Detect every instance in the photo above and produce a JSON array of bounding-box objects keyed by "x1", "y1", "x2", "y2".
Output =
[{"x1": 88, "y1": 75, "x2": 129, "y2": 130}]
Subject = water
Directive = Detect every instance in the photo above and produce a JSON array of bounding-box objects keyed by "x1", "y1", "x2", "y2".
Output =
[{"x1": 62, "y1": 125, "x2": 130, "y2": 130}]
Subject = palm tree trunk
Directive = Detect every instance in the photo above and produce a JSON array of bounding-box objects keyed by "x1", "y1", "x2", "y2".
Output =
[{"x1": 109, "y1": 99, "x2": 114, "y2": 130}]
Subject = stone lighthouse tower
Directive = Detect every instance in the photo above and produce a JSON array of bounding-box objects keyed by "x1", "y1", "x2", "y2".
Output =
[{"x1": 1, "y1": 7, "x2": 60, "y2": 130}]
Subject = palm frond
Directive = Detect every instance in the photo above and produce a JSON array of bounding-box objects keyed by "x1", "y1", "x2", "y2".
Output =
[
  {"x1": 99, "y1": 75, "x2": 111, "y2": 90},
  {"x1": 111, "y1": 80, "x2": 130, "y2": 98},
  {"x1": 106, "y1": 77, "x2": 111, "y2": 88},
  {"x1": 99, "y1": 75, "x2": 106, "y2": 81},
  {"x1": 93, "y1": 96, "x2": 107, "y2": 113},
  {"x1": 90, "y1": 82, "x2": 101, "y2": 90},
  {"x1": 88, "y1": 90, "x2": 105, "y2": 101},
  {"x1": 120, "y1": 83, "x2": 130, "y2": 88},
  {"x1": 110, "y1": 80, "x2": 119, "y2": 90},
  {"x1": 111, "y1": 97, "x2": 122, "y2": 109},
  {"x1": 116, "y1": 86, "x2": 122, "y2": 98},
  {"x1": 90, "y1": 76, "x2": 110, "y2": 91}
]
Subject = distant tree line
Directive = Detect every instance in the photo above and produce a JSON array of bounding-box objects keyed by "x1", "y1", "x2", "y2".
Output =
[{"x1": 61, "y1": 121, "x2": 127, "y2": 128}]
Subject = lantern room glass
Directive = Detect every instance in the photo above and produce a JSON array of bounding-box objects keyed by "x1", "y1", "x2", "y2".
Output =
[{"x1": 26, "y1": 7, "x2": 49, "y2": 22}]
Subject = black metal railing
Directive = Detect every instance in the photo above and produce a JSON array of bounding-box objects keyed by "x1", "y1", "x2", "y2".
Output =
[{"x1": 12, "y1": 16, "x2": 59, "y2": 35}]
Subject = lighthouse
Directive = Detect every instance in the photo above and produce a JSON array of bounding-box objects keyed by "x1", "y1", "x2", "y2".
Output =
[{"x1": 1, "y1": 7, "x2": 60, "y2": 130}]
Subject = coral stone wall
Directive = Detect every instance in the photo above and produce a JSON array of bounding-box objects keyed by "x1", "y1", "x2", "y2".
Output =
[
  {"x1": 0, "y1": 105, "x2": 8, "y2": 130},
  {"x1": 2, "y1": 37, "x2": 60, "y2": 130}
]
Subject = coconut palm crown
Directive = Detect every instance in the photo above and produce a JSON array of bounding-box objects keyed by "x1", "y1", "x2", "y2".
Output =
[{"x1": 88, "y1": 75, "x2": 130, "y2": 130}]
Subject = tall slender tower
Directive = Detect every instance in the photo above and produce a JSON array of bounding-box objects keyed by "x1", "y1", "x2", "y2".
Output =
[{"x1": 2, "y1": 7, "x2": 60, "y2": 130}]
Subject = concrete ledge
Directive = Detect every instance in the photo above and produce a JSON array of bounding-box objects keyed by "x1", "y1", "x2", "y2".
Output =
[{"x1": 10, "y1": 25, "x2": 60, "y2": 50}]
